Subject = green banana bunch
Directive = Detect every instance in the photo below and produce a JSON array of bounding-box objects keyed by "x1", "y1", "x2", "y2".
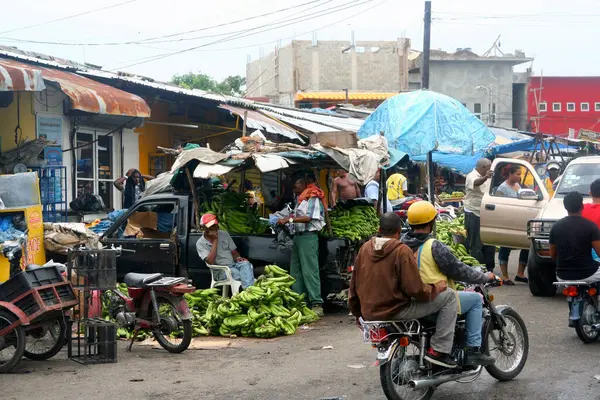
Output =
[
  {"x1": 323, "y1": 205, "x2": 379, "y2": 241},
  {"x1": 201, "y1": 191, "x2": 268, "y2": 234}
]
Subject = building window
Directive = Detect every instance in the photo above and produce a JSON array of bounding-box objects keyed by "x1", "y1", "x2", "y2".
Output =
[
  {"x1": 75, "y1": 130, "x2": 114, "y2": 209},
  {"x1": 473, "y1": 103, "x2": 482, "y2": 119},
  {"x1": 552, "y1": 102, "x2": 561, "y2": 112},
  {"x1": 538, "y1": 102, "x2": 547, "y2": 112},
  {"x1": 581, "y1": 102, "x2": 590, "y2": 112},
  {"x1": 595, "y1": 102, "x2": 600, "y2": 112},
  {"x1": 567, "y1": 102, "x2": 575, "y2": 112},
  {"x1": 461, "y1": 103, "x2": 467, "y2": 108}
]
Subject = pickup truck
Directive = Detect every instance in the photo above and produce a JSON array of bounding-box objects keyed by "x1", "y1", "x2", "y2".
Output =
[
  {"x1": 99, "y1": 193, "x2": 353, "y2": 297},
  {"x1": 480, "y1": 156, "x2": 600, "y2": 297}
]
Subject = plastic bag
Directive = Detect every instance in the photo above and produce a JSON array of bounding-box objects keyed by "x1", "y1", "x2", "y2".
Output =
[{"x1": 70, "y1": 193, "x2": 105, "y2": 212}]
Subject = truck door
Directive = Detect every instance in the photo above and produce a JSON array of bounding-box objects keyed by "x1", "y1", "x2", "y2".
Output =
[
  {"x1": 101, "y1": 200, "x2": 179, "y2": 280},
  {"x1": 480, "y1": 159, "x2": 550, "y2": 249}
]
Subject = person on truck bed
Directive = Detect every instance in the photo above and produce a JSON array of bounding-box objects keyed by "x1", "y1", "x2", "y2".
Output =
[
  {"x1": 403, "y1": 202, "x2": 496, "y2": 367},
  {"x1": 495, "y1": 165, "x2": 529, "y2": 286},
  {"x1": 196, "y1": 213, "x2": 255, "y2": 289},
  {"x1": 331, "y1": 169, "x2": 360, "y2": 205},
  {"x1": 349, "y1": 212, "x2": 460, "y2": 369},
  {"x1": 277, "y1": 178, "x2": 325, "y2": 318}
]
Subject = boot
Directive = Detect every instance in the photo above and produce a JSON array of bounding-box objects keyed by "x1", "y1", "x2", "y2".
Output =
[{"x1": 465, "y1": 347, "x2": 495, "y2": 366}]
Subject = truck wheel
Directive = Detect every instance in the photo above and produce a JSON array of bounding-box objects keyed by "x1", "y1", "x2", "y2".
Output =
[{"x1": 527, "y1": 247, "x2": 556, "y2": 297}]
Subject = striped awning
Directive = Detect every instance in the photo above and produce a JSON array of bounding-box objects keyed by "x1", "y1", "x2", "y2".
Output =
[{"x1": 294, "y1": 91, "x2": 398, "y2": 102}]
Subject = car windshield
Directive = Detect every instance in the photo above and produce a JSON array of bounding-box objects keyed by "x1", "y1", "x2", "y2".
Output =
[{"x1": 554, "y1": 163, "x2": 600, "y2": 197}]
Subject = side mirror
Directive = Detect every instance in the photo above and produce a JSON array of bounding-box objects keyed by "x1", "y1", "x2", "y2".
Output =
[{"x1": 518, "y1": 188, "x2": 540, "y2": 201}]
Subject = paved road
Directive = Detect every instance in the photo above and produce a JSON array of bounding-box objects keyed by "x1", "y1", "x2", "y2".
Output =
[{"x1": 4, "y1": 260, "x2": 600, "y2": 400}]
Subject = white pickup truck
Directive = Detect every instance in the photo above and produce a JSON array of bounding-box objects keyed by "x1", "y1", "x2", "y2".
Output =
[{"x1": 479, "y1": 156, "x2": 600, "y2": 296}]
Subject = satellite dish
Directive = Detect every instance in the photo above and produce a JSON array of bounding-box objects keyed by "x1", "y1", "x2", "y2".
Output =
[{"x1": 13, "y1": 163, "x2": 27, "y2": 174}]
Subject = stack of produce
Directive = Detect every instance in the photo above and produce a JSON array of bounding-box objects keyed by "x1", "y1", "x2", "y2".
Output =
[
  {"x1": 436, "y1": 216, "x2": 482, "y2": 267},
  {"x1": 202, "y1": 191, "x2": 268, "y2": 234},
  {"x1": 186, "y1": 265, "x2": 319, "y2": 338},
  {"x1": 439, "y1": 191, "x2": 465, "y2": 200},
  {"x1": 324, "y1": 205, "x2": 379, "y2": 241}
]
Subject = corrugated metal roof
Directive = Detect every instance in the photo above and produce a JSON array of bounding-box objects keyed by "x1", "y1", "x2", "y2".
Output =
[
  {"x1": 0, "y1": 58, "x2": 150, "y2": 117},
  {"x1": 295, "y1": 91, "x2": 398, "y2": 101},
  {"x1": 256, "y1": 104, "x2": 365, "y2": 133},
  {"x1": 0, "y1": 59, "x2": 45, "y2": 91},
  {"x1": 219, "y1": 104, "x2": 303, "y2": 141}
]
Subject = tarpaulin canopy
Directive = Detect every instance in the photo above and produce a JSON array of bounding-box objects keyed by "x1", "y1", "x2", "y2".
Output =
[
  {"x1": 413, "y1": 152, "x2": 485, "y2": 174},
  {"x1": 358, "y1": 90, "x2": 496, "y2": 156}
]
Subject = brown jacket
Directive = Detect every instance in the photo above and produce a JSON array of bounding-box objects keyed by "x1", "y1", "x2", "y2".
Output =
[{"x1": 348, "y1": 237, "x2": 438, "y2": 321}]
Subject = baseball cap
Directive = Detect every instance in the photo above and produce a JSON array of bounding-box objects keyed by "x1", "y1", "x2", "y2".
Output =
[
  {"x1": 200, "y1": 213, "x2": 218, "y2": 228},
  {"x1": 546, "y1": 162, "x2": 560, "y2": 171}
]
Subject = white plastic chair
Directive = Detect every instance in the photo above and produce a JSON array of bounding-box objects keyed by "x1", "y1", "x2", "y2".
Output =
[{"x1": 207, "y1": 264, "x2": 242, "y2": 298}]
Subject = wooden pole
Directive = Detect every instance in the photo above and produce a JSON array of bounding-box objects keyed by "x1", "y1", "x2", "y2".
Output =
[
  {"x1": 185, "y1": 167, "x2": 201, "y2": 230},
  {"x1": 242, "y1": 111, "x2": 248, "y2": 137}
]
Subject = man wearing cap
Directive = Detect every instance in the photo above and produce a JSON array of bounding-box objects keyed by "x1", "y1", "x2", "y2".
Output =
[
  {"x1": 544, "y1": 162, "x2": 560, "y2": 197},
  {"x1": 196, "y1": 213, "x2": 255, "y2": 289}
]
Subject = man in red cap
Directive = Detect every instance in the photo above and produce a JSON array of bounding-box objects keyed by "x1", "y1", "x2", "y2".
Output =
[{"x1": 196, "y1": 213, "x2": 255, "y2": 288}]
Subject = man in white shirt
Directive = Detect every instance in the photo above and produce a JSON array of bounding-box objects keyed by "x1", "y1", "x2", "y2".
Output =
[
  {"x1": 464, "y1": 159, "x2": 495, "y2": 272},
  {"x1": 364, "y1": 170, "x2": 393, "y2": 214}
]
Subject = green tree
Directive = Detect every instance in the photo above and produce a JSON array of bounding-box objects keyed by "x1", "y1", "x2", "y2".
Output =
[{"x1": 170, "y1": 72, "x2": 246, "y2": 96}]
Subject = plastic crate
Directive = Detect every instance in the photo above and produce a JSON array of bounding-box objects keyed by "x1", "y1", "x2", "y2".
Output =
[
  {"x1": 13, "y1": 292, "x2": 40, "y2": 317},
  {"x1": 68, "y1": 318, "x2": 117, "y2": 365},
  {"x1": 68, "y1": 250, "x2": 117, "y2": 290},
  {"x1": 0, "y1": 272, "x2": 33, "y2": 302},
  {"x1": 26, "y1": 266, "x2": 63, "y2": 287}
]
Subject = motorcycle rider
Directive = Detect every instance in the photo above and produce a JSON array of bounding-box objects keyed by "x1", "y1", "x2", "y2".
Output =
[
  {"x1": 349, "y1": 212, "x2": 459, "y2": 368},
  {"x1": 402, "y1": 201, "x2": 496, "y2": 366}
]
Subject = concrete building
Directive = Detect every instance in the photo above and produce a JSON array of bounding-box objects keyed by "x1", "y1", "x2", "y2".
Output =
[
  {"x1": 245, "y1": 39, "x2": 411, "y2": 108},
  {"x1": 409, "y1": 48, "x2": 533, "y2": 129}
]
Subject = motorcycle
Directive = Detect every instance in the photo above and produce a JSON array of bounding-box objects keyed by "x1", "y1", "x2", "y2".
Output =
[
  {"x1": 360, "y1": 280, "x2": 529, "y2": 400},
  {"x1": 553, "y1": 281, "x2": 600, "y2": 343},
  {"x1": 393, "y1": 196, "x2": 454, "y2": 230},
  {"x1": 102, "y1": 272, "x2": 196, "y2": 353}
]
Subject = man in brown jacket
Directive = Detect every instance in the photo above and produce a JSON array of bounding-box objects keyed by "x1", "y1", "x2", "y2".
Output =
[{"x1": 348, "y1": 212, "x2": 458, "y2": 368}]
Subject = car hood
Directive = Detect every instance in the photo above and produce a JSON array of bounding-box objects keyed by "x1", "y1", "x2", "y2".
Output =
[{"x1": 538, "y1": 196, "x2": 592, "y2": 220}]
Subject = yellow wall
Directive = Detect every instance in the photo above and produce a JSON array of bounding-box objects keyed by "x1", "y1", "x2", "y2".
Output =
[
  {"x1": 0, "y1": 92, "x2": 36, "y2": 152},
  {"x1": 135, "y1": 102, "x2": 171, "y2": 176}
]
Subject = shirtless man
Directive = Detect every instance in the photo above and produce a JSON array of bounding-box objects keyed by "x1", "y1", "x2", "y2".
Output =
[{"x1": 331, "y1": 170, "x2": 360, "y2": 205}]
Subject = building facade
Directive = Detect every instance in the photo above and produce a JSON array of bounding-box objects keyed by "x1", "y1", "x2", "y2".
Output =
[
  {"x1": 409, "y1": 49, "x2": 533, "y2": 129},
  {"x1": 245, "y1": 39, "x2": 411, "y2": 107},
  {"x1": 527, "y1": 76, "x2": 600, "y2": 136}
]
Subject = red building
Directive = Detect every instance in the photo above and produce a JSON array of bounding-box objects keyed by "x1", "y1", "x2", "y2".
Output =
[{"x1": 528, "y1": 76, "x2": 600, "y2": 136}]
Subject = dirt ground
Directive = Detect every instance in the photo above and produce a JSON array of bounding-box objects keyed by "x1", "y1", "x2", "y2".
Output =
[{"x1": 4, "y1": 261, "x2": 600, "y2": 400}]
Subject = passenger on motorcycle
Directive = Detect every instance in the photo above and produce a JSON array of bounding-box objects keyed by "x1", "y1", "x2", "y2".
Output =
[
  {"x1": 348, "y1": 212, "x2": 459, "y2": 368},
  {"x1": 550, "y1": 191, "x2": 600, "y2": 283},
  {"x1": 402, "y1": 201, "x2": 496, "y2": 367}
]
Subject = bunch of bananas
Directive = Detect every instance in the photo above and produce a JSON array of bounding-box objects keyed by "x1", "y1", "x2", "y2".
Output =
[
  {"x1": 436, "y1": 217, "x2": 483, "y2": 268},
  {"x1": 202, "y1": 191, "x2": 268, "y2": 234},
  {"x1": 186, "y1": 264, "x2": 319, "y2": 338},
  {"x1": 324, "y1": 205, "x2": 379, "y2": 241},
  {"x1": 439, "y1": 191, "x2": 465, "y2": 199}
]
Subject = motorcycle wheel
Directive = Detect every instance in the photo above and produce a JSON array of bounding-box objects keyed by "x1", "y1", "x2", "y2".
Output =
[
  {"x1": 152, "y1": 298, "x2": 192, "y2": 353},
  {"x1": 575, "y1": 301, "x2": 600, "y2": 343},
  {"x1": 0, "y1": 310, "x2": 26, "y2": 373},
  {"x1": 483, "y1": 308, "x2": 529, "y2": 381},
  {"x1": 24, "y1": 316, "x2": 66, "y2": 361},
  {"x1": 379, "y1": 344, "x2": 434, "y2": 400}
]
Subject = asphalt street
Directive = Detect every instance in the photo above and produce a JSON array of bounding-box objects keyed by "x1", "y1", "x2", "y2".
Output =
[{"x1": 3, "y1": 258, "x2": 600, "y2": 400}]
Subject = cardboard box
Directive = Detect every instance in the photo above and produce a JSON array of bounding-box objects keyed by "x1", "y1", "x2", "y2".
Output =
[{"x1": 309, "y1": 131, "x2": 358, "y2": 149}]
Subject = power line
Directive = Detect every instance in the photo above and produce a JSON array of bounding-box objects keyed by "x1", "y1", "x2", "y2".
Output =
[
  {"x1": 0, "y1": 0, "x2": 327, "y2": 46},
  {"x1": 109, "y1": 0, "x2": 378, "y2": 71},
  {"x1": 0, "y1": 0, "x2": 137, "y2": 36}
]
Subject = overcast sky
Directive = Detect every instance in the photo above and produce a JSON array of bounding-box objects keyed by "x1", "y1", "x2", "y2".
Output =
[{"x1": 0, "y1": 0, "x2": 597, "y2": 83}]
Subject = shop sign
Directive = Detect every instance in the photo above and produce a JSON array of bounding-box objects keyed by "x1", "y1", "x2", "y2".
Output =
[
  {"x1": 579, "y1": 129, "x2": 600, "y2": 143},
  {"x1": 36, "y1": 115, "x2": 62, "y2": 146},
  {"x1": 44, "y1": 147, "x2": 63, "y2": 166}
]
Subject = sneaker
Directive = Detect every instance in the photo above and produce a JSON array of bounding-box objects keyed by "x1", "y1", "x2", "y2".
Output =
[
  {"x1": 568, "y1": 319, "x2": 576, "y2": 328},
  {"x1": 465, "y1": 347, "x2": 495, "y2": 366},
  {"x1": 503, "y1": 279, "x2": 515, "y2": 286},
  {"x1": 311, "y1": 304, "x2": 324, "y2": 318},
  {"x1": 514, "y1": 276, "x2": 528, "y2": 283},
  {"x1": 424, "y1": 348, "x2": 457, "y2": 369}
]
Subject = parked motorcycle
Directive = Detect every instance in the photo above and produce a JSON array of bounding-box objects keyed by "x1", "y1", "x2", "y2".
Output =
[
  {"x1": 102, "y1": 272, "x2": 196, "y2": 353},
  {"x1": 360, "y1": 280, "x2": 529, "y2": 400},
  {"x1": 554, "y1": 281, "x2": 600, "y2": 343}
]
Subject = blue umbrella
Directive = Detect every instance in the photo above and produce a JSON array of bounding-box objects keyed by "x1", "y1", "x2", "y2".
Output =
[{"x1": 357, "y1": 90, "x2": 495, "y2": 156}]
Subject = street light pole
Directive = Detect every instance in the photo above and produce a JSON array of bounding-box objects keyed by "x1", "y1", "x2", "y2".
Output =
[{"x1": 422, "y1": 1, "x2": 435, "y2": 205}]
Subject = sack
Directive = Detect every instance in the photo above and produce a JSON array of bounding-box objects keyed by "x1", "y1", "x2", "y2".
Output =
[{"x1": 70, "y1": 193, "x2": 105, "y2": 212}]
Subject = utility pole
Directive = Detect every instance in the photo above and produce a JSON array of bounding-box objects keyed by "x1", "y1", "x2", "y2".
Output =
[
  {"x1": 343, "y1": 88, "x2": 349, "y2": 103},
  {"x1": 422, "y1": 1, "x2": 435, "y2": 205}
]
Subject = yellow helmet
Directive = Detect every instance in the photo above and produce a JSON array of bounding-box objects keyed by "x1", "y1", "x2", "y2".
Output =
[{"x1": 407, "y1": 201, "x2": 437, "y2": 225}]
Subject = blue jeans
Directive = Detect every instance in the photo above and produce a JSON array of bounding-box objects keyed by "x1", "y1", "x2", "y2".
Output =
[
  {"x1": 215, "y1": 260, "x2": 255, "y2": 289},
  {"x1": 458, "y1": 291, "x2": 483, "y2": 347}
]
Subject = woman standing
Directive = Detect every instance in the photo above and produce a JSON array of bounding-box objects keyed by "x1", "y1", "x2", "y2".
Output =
[
  {"x1": 114, "y1": 168, "x2": 154, "y2": 209},
  {"x1": 495, "y1": 165, "x2": 529, "y2": 286}
]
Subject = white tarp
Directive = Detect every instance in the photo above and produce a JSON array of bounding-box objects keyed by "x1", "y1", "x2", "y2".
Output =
[
  {"x1": 311, "y1": 144, "x2": 379, "y2": 185},
  {"x1": 193, "y1": 163, "x2": 234, "y2": 179},
  {"x1": 253, "y1": 153, "x2": 297, "y2": 173},
  {"x1": 170, "y1": 147, "x2": 228, "y2": 172}
]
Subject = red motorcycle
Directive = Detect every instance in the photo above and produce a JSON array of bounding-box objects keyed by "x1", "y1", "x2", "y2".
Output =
[{"x1": 103, "y1": 273, "x2": 196, "y2": 353}]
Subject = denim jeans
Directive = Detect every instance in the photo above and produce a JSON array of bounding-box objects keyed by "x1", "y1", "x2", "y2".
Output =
[
  {"x1": 498, "y1": 248, "x2": 529, "y2": 265},
  {"x1": 215, "y1": 260, "x2": 255, "y2": 289},
  {"x1": 458, "y1": 291, "x2": 483, "y2": 347}
]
